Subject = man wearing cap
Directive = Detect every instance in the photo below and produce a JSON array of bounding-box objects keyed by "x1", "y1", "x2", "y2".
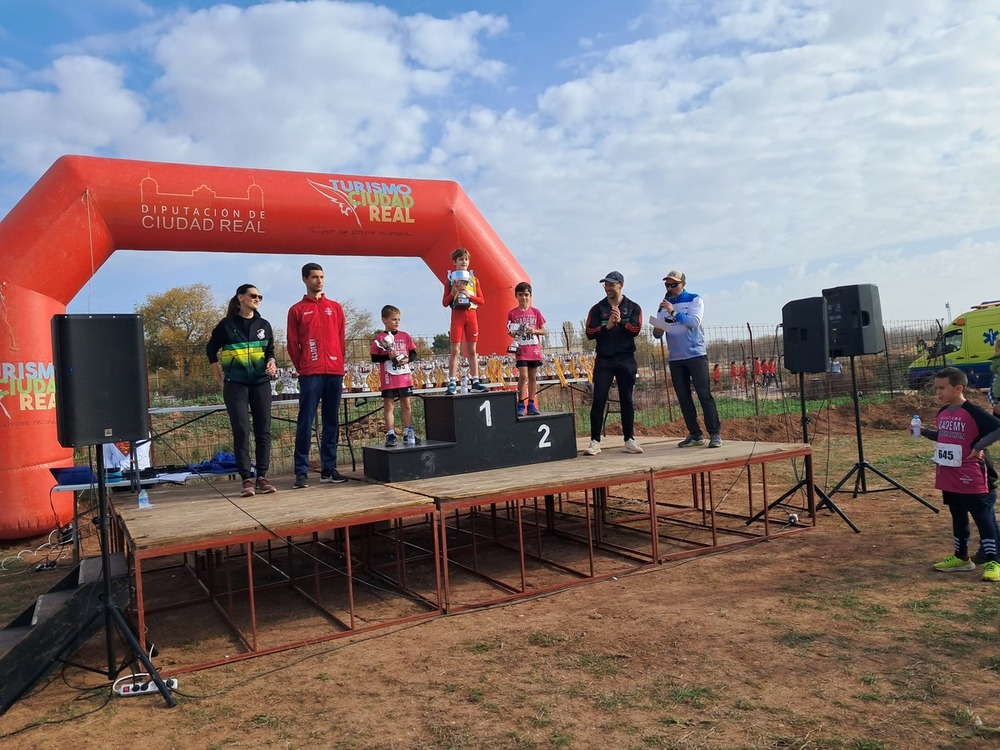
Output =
[
  {"x1": 583, "y1": 271, "x2": 644, "y2": 455},
  {"x1": 656, "y1": 270, "x2": 722, "y2": 448}
]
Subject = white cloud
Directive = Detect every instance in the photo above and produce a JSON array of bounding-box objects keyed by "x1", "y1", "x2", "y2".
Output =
[
  {"x1": 418, "y1": 0, "x2": 1000, "y2": 326},
  {"x1": 0, "y1": 55, "x2": 145, "y2": 173},
  {"x1": 403, "y1": 11, "x2": 507, "y2": 77},
  {"x1": 0, "y1": 1, "x2": 509, "y2": 177},
  {"x1": 3, "y1": 0, "x2": 1000, "y2": 337}
]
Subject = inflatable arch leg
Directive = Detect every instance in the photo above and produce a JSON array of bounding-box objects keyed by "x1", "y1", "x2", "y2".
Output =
[{"x1": 0, "y1": 282, "x2": 73, "y2": 539}]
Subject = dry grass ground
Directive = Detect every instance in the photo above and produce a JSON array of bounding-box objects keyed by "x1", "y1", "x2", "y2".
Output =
[{"x1": 2, "y1": 395, "x2": 1000, "y2": 749}]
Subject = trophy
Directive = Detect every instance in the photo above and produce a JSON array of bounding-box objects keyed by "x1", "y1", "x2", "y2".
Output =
[
  {"x1": 459, "y1": 356, "x2": 471, "y2": 393},
  {"x1": 379, "y1": 332, "x2": 406, "y2": 365},
  {"x1": 448, "y1": 269, "x2": 473, "y2": 308},
  {"x1": 507, "y1": 321, "x2": 525, "y2": 354}
]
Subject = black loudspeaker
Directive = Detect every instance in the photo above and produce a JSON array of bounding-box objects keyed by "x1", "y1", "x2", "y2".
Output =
[
  {"x1": 822, "y1": 284, "x2": 884, "y2": 357},
  {"x1": 782, "y1": 297, "x2": 829, "y2": 373},
  {"x1": 52, "y1": 314, "x2": 149, "y2": 447}
]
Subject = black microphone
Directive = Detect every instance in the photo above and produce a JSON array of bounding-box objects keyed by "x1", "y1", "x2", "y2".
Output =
[{"x1": 659, "y1": 294, "x2": 675, "y2": 323}]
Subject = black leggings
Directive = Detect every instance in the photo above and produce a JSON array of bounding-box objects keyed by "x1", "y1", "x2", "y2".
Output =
[
  {"x1": 223, "y1": 380, "x2": 272, "y2": 480},
  {"x1": 590, "y1": 356, "x2": 637, "y2": 442},
  {"x1": 943, "y1": 490, "x2": 997, "y2": 562}
]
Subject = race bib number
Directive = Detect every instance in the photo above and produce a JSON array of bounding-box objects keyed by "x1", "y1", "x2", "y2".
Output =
[
  {"x1": 933, "y1": 442, "x2": 962, "y2": 467},
  {"x1": 388, "y1": 361, "x2": 411, "y2": 376}
]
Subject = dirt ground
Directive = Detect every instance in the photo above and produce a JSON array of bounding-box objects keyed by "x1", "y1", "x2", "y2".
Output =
[{"x1": 2, "y1": 394, "x2": 1000, "y2": 749}]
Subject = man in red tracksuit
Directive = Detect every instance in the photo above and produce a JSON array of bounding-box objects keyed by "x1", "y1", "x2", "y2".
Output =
[{"x1": 287, "y1": 262, "x2": 348, "y2": 488}]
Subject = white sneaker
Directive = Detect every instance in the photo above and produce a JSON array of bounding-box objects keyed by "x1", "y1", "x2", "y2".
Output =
[
  {"x1": 583, "y1": 440, "x2": 602, "y2": 456},
  {"x1": 623, "y1": 438, "x2": 643, "y2": 454}
]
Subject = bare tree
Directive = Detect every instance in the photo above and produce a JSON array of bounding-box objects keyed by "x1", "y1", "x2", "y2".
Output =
[
  {"x1": 135, "y1": 284, "x2": 224, "y2": 376},
  {"x1": 340, "y1": 298, "x2": 376, "y2": 361}
]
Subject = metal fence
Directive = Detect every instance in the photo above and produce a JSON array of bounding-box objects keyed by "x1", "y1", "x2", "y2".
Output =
[{"x1": 141, "y1": 318, "x2": 943, "y2": 475}]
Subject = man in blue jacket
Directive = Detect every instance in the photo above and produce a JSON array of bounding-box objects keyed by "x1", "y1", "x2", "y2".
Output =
[{"x1": 655, "y1": 270, "x2": 722, "y2": 448}]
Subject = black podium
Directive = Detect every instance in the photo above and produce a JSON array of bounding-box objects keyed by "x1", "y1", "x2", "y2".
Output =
[{"x1": 363, "y1": 390, "x2": 577, "y2": 482}]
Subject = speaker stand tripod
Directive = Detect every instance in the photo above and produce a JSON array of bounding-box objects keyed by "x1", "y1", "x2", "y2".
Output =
[
  {"x1": 65, "y1": 447, "x2": 176, "y2": 707},
  {"x1": 749, "y1": 371, "x2": 859, "y2": 532},
  {"x1": 826, "y1": 356, "x2": 938, "y2": 514}
]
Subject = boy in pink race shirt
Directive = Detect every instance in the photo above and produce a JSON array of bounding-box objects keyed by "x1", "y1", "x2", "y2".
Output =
[
  {"x1": 370, "y1": 305, "x2": 420, "y2": 447},
  {"x1": 506, "y1": 282, "x2": 547, "y2": 416},
  {"x1": 918, "y1": 367, "x2": 1000, "y2": 580}
]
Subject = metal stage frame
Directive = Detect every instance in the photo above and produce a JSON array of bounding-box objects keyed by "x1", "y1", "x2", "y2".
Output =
[{"x1": 109, "y1": 436, "x2": 814, "y2": 674}]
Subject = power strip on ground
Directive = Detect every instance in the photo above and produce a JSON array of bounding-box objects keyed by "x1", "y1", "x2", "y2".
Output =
[{"x1": 116, "y1": 678, "x2": 178, "y2": 696}]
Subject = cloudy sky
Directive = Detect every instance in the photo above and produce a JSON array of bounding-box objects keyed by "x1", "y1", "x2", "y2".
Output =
[{"x1": 2, "y1": 0, "x2": 999, "y2": 341}]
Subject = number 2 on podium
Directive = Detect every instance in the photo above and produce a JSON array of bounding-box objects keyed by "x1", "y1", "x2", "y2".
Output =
[
  {"x1": 537, "y1": 424, "x2": 551, "y2": 448},
  {"x1": 478, "y1": 399, "x2": 552, "y2": 449}
]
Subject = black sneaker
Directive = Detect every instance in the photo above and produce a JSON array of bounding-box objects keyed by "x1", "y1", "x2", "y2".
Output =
[
  {"x1": 292, "y1": 474, "x2": 308, "y2": 489},
  {"x1": 677, "y1": 435, "x2": 705, "y2": 448},
  {"x1": 321, "y1": 469, "x2": 348, "y2": 484},
  {"x1": 972, "y1": 550, "x2": 988, "y2": 566},
  {"x1": 385, "y1": 432, "x2": 397, "y2": 448}
]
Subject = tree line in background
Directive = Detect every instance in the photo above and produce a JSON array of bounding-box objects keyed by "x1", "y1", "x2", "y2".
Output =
[
  {"x1": 138, "y1": 284, "x2": 942, "y2": 404},
  {"x1": 137, "y1": 284, "x2": 596, "y2": 376},
  {"x1": 138, "y1": 283, "x2": 387, "y2": 374}
]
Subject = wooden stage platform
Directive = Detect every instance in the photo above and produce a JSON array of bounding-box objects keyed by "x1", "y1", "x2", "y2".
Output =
[{"x1": 110, "y1": 436, "x2": 815, "y2": 674}]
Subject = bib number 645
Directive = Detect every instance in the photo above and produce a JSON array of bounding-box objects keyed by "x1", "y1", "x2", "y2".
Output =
[{"x1": 933, "y1": 443, "x2": 962, "y2": 467}]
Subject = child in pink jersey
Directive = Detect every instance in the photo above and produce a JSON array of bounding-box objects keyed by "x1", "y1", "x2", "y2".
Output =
[
  {"x1": 370, "y1": 305, "x2": 420, "y2": 447},
  {"x1": 506, "y1": 282, "x2": 548, "y2": 416},
  {"x1": 919, "y1": 367, "x2": 1000, "y2": 580}
]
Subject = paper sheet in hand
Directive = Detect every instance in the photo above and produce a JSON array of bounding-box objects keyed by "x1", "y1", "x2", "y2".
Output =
[{"x1": 648, "y1": 313, "x2": 674, "y2": 333}]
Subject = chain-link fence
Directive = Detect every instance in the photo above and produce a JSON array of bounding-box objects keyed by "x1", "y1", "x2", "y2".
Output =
[{"x1": 141, "y1": 318, "x2": 942, "y2": 475}]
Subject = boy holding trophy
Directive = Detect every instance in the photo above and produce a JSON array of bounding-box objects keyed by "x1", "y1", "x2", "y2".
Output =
[
  {"x1": 442, "y1": 247, "x2": 487, "y2": 395},
  {"x1": 506, "y1": 282, "x2": 548, "y2": 415},
  {"x1": 370, "y1": 305, "x2": 420, "y2": 447}
]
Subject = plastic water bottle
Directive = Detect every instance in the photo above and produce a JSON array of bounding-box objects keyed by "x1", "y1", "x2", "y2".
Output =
[
  {"x1": 137, "y1": 489, "x2": 152, "y2": 509},
  {"x1": 460, "y1": 374, "x2": 469, "y2": 394},
  {"x1": 910, "y1": 415, "x2": 921, "y2": 438}
]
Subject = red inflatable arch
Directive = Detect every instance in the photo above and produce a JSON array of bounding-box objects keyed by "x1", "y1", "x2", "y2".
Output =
[{"x1": 0, "y1": 155, "x2": 528, "y2": 539}]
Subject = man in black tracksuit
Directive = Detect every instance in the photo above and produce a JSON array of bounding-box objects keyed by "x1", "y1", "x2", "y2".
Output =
[{"x1": 583, "y1": 271, "x2": 643, "y2": 456}]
